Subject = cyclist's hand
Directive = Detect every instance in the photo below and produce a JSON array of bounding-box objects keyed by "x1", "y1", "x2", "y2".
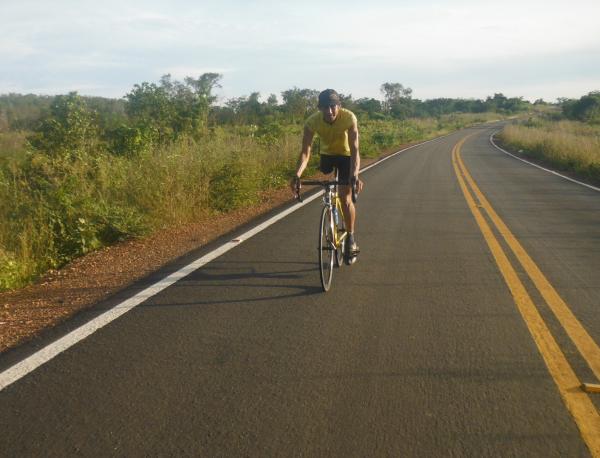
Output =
[
  {"x1": 290, "y1": 176, "x2": 301, "y2": 198},
  {"x1": 353, "y1": 176, "x2": 364, "y2": 194}
]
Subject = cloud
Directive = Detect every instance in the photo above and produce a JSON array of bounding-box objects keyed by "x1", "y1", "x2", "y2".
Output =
[{"x1": 1, "y1": 0, "x2": 599, "y2": 100}]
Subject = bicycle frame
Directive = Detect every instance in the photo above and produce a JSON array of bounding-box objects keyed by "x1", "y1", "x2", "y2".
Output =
[
  {"x1": 301, "y1": 180, "x2": 348, "y2": 251},
  {"x1": 295, "y1": 169, "x2": 357, "y2": 291},
  {"x1": 296, "y1": 179, "x2": 345, "y2": 291},
  {"x1": 327, "y1": 185, "x2": 348, "y2": 253}
]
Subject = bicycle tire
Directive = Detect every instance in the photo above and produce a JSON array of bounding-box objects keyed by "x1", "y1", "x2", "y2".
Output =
[
  {"x1": 334, "y1": 200, "x2": 345, "y2": 268},
  {"x1": 319, "y1": 206, "x2": 335, "y2": 291}
]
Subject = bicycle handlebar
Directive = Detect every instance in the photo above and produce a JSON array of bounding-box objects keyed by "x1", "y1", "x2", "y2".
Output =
[
  {"x1": 294, "y1": 178, "x2": 358, "y2": 203},
  {"x1": 301, "y1": 180, "x2": 342, "y2": 186}
]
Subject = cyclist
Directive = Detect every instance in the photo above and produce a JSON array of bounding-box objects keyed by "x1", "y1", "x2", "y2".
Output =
[{"x1": 291, "y1": 88, "x2": 364, "y2": 262}]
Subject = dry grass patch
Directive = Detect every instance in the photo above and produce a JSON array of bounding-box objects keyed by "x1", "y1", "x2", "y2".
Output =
[{"x1": 499, "y1": 119, "x2": 600, "y2": 184}]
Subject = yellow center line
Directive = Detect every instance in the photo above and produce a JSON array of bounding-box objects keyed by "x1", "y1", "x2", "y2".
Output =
[
  {"x1": 451, "y1": 136, "x2": 600, "y2": 456},
  {"x1": 455, "y1": 139, "x2": 600, "y2": 382}
]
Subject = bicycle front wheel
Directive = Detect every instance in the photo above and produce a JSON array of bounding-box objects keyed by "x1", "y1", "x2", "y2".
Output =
[
  {"x1": 334, "y1": 200, "x2": 345, "y2": 268},
  {"x1": 319, "y1": 206, "x2": 335, "y2": 291}
]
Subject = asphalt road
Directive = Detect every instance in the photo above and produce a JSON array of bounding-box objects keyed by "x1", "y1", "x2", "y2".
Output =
[{"x1": 1, "y1": 124, "x2": 599, "y2": 456}]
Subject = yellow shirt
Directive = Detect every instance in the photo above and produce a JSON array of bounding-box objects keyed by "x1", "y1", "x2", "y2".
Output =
[{"x1": 305, "y1": 108, "x2": 357, "y2": 156}]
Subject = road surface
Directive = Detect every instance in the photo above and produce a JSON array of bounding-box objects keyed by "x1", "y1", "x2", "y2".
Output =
[{"x1": 1, "y1": 124, "x2": 599, "y2": 456}]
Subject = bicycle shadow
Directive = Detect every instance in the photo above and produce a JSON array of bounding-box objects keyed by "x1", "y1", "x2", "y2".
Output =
[
  {"x1": 193, "y1": 260, "x2": 317, "y2": 281},
  {"x1": 144, "y1": 260, "x2": 325, "y2": 307}
]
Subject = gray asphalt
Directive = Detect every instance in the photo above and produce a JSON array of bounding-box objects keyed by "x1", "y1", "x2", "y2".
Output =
[{"x1": 1, "y1": 125, "x2": 598, "y2": 456}]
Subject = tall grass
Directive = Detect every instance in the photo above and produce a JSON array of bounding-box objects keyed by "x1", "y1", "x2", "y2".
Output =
[
  {"x1": 0, "y1": 113, "x2": 500, "y2": 290},
  {"x1": 0, "y1": 131, "x2": 28, "y2": 166},
  {"x1": 360, "y1": 112, "x2": 500, "y2": 157},
  {"x1": 498, "y1": 119, "x2": 600, "y2": 184},
  {"x1": 0, "y1": 128, "x2": 301, "y2": 290}
]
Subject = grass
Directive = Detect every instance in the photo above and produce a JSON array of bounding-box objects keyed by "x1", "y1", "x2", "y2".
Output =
[
  {"x1": 498, "y1": 118, "x2": 600, "y2": 185},
  {"x1": 0, "y1": 131, "x2": 28, "y2": 168},
  {"x1": 0, "y1": 113, "x2": 503, "y2": 291},
  {"x1": 0, "y1": 128, "x2": 300, "y2": 290}
]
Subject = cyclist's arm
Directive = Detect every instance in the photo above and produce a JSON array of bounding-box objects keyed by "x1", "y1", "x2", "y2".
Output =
[
  {"x1": 294, "y1": 125, "x2": 315, "y2": 178},
  {"x1": 290, "y1": 126, "x2": 314, "y2": 195}
]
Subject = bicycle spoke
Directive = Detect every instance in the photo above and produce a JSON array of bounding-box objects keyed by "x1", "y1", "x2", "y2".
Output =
[{"x1": 319, "y1": 207, "x2": 334, "y2": 291}]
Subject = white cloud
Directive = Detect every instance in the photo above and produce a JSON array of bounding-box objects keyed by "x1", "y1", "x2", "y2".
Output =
[
  {"x1": 1, "y1": 0, "x2": 599, "y2": 100},
  {"x1": 309, "y1": 1, "x2": 600, "y2": 64}
]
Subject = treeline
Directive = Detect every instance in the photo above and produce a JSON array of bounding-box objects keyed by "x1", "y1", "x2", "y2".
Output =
[
  {"x1": 0, "y1": 93, "x2": 125, "y2": 133},
  {"x1": 215, "y1": 85, "x2": 531, "y2": 124},
  {"x1": 560, "y1": 91, "x2": 600, "y2": 124},
  {"x1": 0, "y1": 74, "x2": 533, "y2": 156}
]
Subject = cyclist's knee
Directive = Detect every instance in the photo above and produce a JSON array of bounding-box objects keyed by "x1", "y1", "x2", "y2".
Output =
[
  {"x1": 342, "y1": 194, "x2": 352, "y2": 207},
  {"x1": 345, "y1": 195, "x2": 354, "y2": 207}
]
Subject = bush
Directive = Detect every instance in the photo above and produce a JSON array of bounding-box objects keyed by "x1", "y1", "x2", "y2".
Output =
[
  {"x1": 562, "y1": 91, "x2": 600, "y2": 124},
  {"x1": 28, "y1": 92, "x2": 100, "y2": 159},
  {"x1": 0, "y1": 250, "x2": 26, "y2": 291},
  {"x1": 106, "y1": 125, "x2": 152, "y2": 157}
]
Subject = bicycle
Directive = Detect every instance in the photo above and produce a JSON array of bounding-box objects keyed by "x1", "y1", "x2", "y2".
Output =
[{"x1": 295, "y1": 172, "x2": 358, "y2": 292}]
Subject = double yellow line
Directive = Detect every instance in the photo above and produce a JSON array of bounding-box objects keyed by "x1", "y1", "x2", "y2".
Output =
[{"x1": 452, "y1": 135, "x2": 600, "y2": 456}]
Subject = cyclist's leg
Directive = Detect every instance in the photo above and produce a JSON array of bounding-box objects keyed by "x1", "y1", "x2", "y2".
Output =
[
  {"x1": 321, "y1": 154, "x2": 350, "y2": 229},
  {"x1": 335, "y1": 156, "x2": 356, "y2": 234},
  {"x1": 339, "y1": 185, "x2": 355, "y2": 232},
  {"x1": 334, "y1": 156, "x2": 359, "y2": 261}
]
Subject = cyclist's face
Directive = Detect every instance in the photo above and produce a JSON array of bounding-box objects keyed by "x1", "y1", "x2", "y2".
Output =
[{"x1": 320, "y1": 103, "x2": 340, "y2": 123}]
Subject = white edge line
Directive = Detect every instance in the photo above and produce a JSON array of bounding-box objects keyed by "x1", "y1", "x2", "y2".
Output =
[
  {"x1": 0, "y1": 131, "x2": 453, "y2": 391},
  {"x1": 0, "y1": 196, "x2": 324, "y2": 391},
  {"x1": 489, "y1": 131, "x2": 600, "y2": 193}
]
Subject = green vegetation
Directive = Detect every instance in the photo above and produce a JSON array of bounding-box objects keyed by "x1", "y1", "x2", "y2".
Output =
[
  {"x1": 498, "y1": 93, "x2": 600, "y2": 185},
  {"x1": 0, "y1": 77, "x2": 528, "y2": 291},
  {"x1": 560, "y1": 91, "x2": 600, "y2": 124}
]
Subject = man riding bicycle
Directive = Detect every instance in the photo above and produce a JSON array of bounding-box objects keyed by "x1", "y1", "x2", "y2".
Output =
[{"x1": 291, "y1": 89, "x2": 364, "y2": 261}]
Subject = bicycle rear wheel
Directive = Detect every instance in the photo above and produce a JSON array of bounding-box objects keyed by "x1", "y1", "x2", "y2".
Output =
[{"x1": 319, "y1": 206, "x2": 335, "y2": 291}]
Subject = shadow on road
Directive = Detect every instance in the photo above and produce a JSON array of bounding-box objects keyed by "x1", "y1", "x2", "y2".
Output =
[{"x1": 141, "y1": 260, "x2": 325, "y2": 307}]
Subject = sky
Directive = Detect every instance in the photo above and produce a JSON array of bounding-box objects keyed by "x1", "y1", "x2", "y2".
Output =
[{"x1": 1, "y1": 0, "x2": 600, "y2": 103}]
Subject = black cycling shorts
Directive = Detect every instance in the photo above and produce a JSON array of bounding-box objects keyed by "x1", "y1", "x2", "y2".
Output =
[{"x1": 319, "y1": 154, "x2": 351, "y2": 184}]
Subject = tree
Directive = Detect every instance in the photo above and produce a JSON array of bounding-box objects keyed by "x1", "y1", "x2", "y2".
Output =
[
  {"x1": 0, "y1": 93, "x2": 53, "y2": 131},
  {"x1": 380, "y1": 83, "x2": 413, "y2": 114},
  {"x1": 419, "y1": 98, "x2": 453, "y2": 117},
  {"x1": 503, "y1": 96, "x2": 529, "y2": 113},
  {"x1": 338, "y1": 93, "x2": 357, "y2": 112},
  {"x1": 243, "y1": 92, "x2": 263, "y2": 124},
  {"x1": 184, "y1": 73, "x2": 222, "y2": 105},
  {"x1": 209, "y1": 105, "x2": 235, "y2": 125},
  {"x1": 124, "y1": 81, "x2": 174, "y2": 143},
  {"x1": 0, "y1": 110, "x2": 8, "y2": 133},
  {"x1": 354, "y1": 98, "x2": 383, "y2": 118},
  {"x1": 29, "y1": 92, "x2": 98, "y2": 158},
  {"x1": 483, "y1": 93, "x2": 529, "y2": 113},
  {"x1": 281, "y1": 87, "x2": 319, "y2": 123},
  {"x1": 124, "y1": 73, "x2": 223, "y2": 143},
  {"x1": 565, "y1": 91, "x2": 600, "y2": 123},
  {"x1": 226, "y1": 92, "x2": 264, "y2": 124}
]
